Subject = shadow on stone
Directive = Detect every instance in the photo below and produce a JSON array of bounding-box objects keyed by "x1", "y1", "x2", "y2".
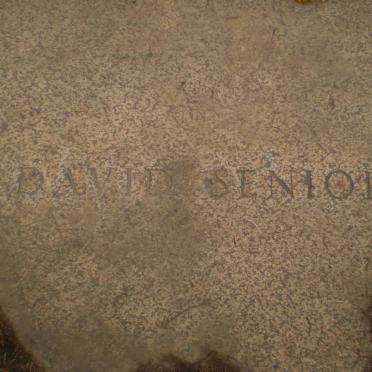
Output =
[
  {"x1": 0, "y1": 307, "x2": 43, "y2": 372},
  {"x1": 135, "y1": 349, "x2": 243, "y2": 372},
  {"x1": 364, "y1": 301, "x2": 372, "y2": 372}
]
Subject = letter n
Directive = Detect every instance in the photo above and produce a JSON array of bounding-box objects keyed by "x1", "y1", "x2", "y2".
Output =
[{"x1": 269, "y1": 170, "x2": 294, "y2": 198}]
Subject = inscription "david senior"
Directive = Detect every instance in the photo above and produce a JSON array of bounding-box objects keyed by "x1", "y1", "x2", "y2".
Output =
[{"x1": 2, "y1": 162, "x2": 372, "y2": 204}]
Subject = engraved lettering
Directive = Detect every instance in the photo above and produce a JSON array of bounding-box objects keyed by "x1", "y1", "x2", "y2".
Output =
[
  {"x1": 205, "y1": 168, "x2": 229, "y2": 199},
  {"x1": 0, "y1": 180, "x2": 12, "y2": 207},
  {"x1": 53, "y1": 167, "x2": 86, "y2": 197},
  {"x1": 85, "y1": 165, "x2": 116, "y2": 195},
  {"x1": 145, "y1": 167, "x2": 172, "y2": 195},
  {"x1": 304, "y1": 170, "x2": 315, "y2": 199},
  {"x1": 64, "y1": 168, "x2": 84, "y2": 195},
  {"x1": 86, "y1": 166, "x2": 103, "y2": 192},
  {"x1": 269, "y1": 170, "x2": 294, "y2": 198},
  {"x1": 325, "y1": 170, "x2": 354, "y2": 199},
  {"x1": 4, "y1": 160, "x2": 371, "y2": 204},
  {"x1": 365, "y1": 171, "x2": 372, "y2": 200},
  {"x1": 125, "y1": 168, "x2": 132, "y2": 195},
  {"x1": 17, "y1": 167, "x2": 44, "y2": 196},
  {"x1": 237, "y1": 169, "x2": 255, "y2": 199}
]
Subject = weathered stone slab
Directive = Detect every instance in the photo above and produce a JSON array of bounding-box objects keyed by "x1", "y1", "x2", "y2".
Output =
[{"x1": 0, "y1": 0, "x2": 371, "y2": 371}]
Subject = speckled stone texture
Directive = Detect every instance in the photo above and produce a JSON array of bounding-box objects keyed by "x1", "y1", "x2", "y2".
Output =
[{"x1": 0, "y1": 0, "x2": 371, "y2": 371}]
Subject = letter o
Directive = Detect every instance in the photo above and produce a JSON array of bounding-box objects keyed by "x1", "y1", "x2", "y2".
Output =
[{"x1": 325, "y1": 170, "x2": 354, "y2": 199}]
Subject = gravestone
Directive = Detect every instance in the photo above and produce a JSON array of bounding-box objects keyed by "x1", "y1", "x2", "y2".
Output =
[{"x1": 0, "y1": 0, "x2": 371, "y2": 371}]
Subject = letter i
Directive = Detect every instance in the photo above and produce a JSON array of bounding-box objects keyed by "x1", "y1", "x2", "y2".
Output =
[
  {"x1": 304, "y1": 170, "x2": 314, "y2": 199},
  {"x1": 366, "y1": 171, "x2": 372, "y2": 199}
]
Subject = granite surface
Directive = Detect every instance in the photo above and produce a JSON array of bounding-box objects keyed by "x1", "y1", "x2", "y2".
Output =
[{"x1": 0, "y1": 0, "x2": 372, "y2": 371}]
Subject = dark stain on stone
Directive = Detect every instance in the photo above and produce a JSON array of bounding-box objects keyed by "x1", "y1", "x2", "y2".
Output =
[
  {"x1": 294, "y1": 0, "x2": 328, "y2": 3},
  {"x1": 363, "y1": 301, "x2": 372, "y2": 371},
  {"x1": 135, "y1": 349, "x2": 243, "y2": 372},
  {"x1": 0, "y1": 307, "x2": 43, "y2": 372}
]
